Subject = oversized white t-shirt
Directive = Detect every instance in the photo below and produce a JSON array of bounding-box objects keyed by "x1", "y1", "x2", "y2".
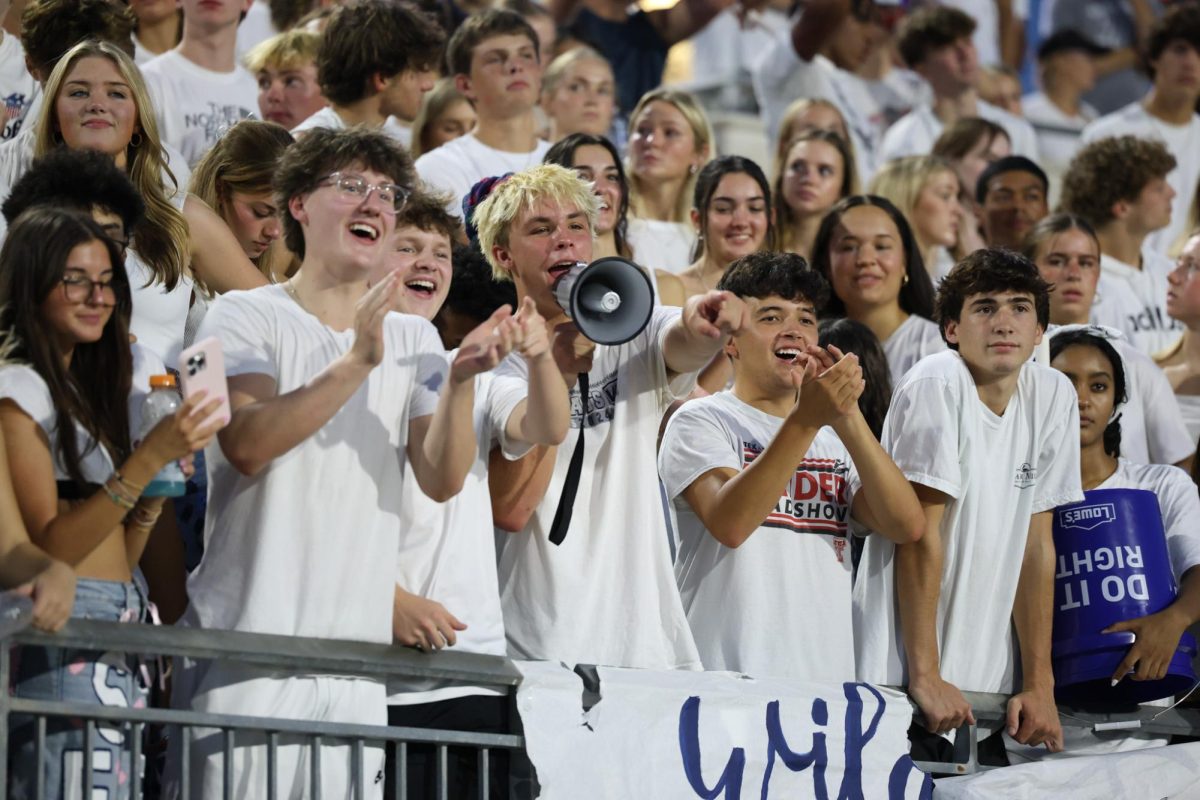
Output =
[
  {"x1": 854, "y1": 351, "x2": 1083, "y2": 694},
  {"x1": 879, "y1": 100, "x2": 1040, "y2": 165},
  {"x1": 186, "y1": 285, "x2": 445, "y2": 643},
  {"x1": 415, "y1": 133, "x2": 551, "y2": 220},
  {"x1": 752, "y1": 36, "x2": 881, "y2": 186},
  {"x1": 626, "y1": 217, "x2": 696, "y2": 275},
  {"x1": 387, "y1": 368, "x2": 528, "y2": 706},
  {"x1": 1090, "y1": 250, "x2": 1183, "y2": 356},
  {"x1": 882, "y1": 314, "x2": 947, "y2": 386},
  {"x1": 660, "y1": 391, "x2": 862, "y2": 682},
  {"x1": 1081, "y1": 103, "x2": 1200, "y2": 257},
  {"x1": 494, "y1": 306, "x2": 700, "y2": 669},
  {"x1": 0, "y1": 34, "x2": 38, "y2": 143},
  {"x1": 141, "y1": 50, "x2": 258, "y2": 167}
]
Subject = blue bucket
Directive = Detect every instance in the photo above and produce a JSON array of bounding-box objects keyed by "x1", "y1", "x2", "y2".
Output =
[{"x1": 1052, "y1": 488, "x2": 1197, "y2": 705}]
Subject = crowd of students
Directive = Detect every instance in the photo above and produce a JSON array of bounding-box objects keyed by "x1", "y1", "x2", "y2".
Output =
[{"x1": 1, "y1": 0, "x2": 1200, "y2": 796}]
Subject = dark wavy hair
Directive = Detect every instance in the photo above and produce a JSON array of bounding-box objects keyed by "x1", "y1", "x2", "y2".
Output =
[
  {"x1": 809, "y1": 195, "x2": 936, "y2": 320},
  {"x1": 717, "y1": 251, "x2": 829, "y2": 311},
  {"x1": 544, "y1": 133, "x2": 630, "y2": 259},
  {"x1": 1049, "y1": 329, "x2": 1128, "y2": 458},
  {"x1": 935, "y1": 248, "x2": 1051, "y2": 348},
  {"x1": 0, "y1": 207, "x2": 132, "y2": 488},
  {"x1": 819, "y1": 317, "x2": 892, "y2": 439},
  {"x1": 692, "y1": 155, "x2": 775, "y2": 262}
]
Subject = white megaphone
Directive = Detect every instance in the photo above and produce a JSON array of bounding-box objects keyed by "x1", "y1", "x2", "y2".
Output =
[{"x1": 552, "y1": 257, "x2": 655, "y2": 345}]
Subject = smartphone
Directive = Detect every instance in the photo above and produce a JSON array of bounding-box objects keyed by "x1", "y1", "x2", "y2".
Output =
[{"x1": 177, "y1": 336, "x2": 231, "y2": 428}]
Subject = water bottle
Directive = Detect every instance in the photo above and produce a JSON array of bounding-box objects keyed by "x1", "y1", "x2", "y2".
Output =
[{"x1": 140, "y1": 374, "x2": 186, "y2": 497}]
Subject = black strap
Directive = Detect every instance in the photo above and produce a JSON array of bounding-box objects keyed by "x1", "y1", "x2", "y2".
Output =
[{"x1": 548, "y1": 372, "x2": 588, "y2": 546}]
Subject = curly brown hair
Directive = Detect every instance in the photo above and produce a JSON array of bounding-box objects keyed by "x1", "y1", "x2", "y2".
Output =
[
  {"x1": 1060, "y1": 136, "x2": 1176, "y2": 228},
  {"x1": 20, "y1": 0, "x2": 135, "y2": 78},
  {"x1": 1145, "y1": 3, "x2": 1200, "y2": 74},
  {"x1": 935, "y1": 248, "x2": 1051, "y2": 349},
  {"x1": 274, "y1": 127, "x2": 415, "y2": 260},
  {"x1": 396, "y1": 190, "x2": 458, "y2": 242}
]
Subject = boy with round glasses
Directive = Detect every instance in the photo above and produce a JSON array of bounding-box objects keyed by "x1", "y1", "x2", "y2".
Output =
[{"x1": 170, "y1": 127, "x2": 517, "y2": 800}]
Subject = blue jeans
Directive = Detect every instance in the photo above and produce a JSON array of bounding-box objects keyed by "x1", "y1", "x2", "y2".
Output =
[{"x1": 9, "y1": 578, "x2": 149, "y2": 799}]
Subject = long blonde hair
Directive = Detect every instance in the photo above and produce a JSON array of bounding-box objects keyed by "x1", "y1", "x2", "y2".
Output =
[
  {"x1": 190, "y1": 120, "x2": 294, "y2": 281},
  {"x1": 626, "y1": 88, "x2": 714, "y2": 224},
  {"x1": 868, "y1": 155, "x2": 957, "y2": 231},
  {"x1": 37, "y1": 40, "x2": 190, "y2": 291}
]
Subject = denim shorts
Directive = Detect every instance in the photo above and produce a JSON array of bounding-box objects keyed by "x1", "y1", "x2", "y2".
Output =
[{"x1": 9, "y1": 578, "x2": 149, "y2": 799}]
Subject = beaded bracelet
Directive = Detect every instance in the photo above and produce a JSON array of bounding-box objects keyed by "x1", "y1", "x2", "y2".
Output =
[
  {"x1": 113, "y1": 471, "x2": 146, "y2": 495},
  {"x1": 102, "y1": 478, "x2": 137, "y2": 510}
]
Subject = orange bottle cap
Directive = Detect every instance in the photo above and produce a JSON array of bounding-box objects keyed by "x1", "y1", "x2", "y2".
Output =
[{"x1": 149, "y1": 374, "x2": 177, "y2": 388}]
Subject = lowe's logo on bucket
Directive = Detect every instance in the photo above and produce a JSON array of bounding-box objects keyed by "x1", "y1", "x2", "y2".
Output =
[{"x1": 1059, "y1": 503, "x2": 1116, "y2": 531}]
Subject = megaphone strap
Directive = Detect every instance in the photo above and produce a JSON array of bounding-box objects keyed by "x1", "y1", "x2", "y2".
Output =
[{"x1": 548, "y1": 372, "x2": 588, "y2": 546}]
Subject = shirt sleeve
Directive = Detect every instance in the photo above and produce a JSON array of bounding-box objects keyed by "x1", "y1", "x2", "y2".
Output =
[
  {"x1": 1032, "y1": 375, "x2": 1085, "y2": 512},
  {"x1": 880, "y1": 374, "x2": 963, "y2": 499},
  {"x1": 1130, "y1": 349, "x2": 1196, "y2": 464},
  {"x1": 0, "y1": 366, "x2": 53, "y2": 433},
  {"x1": 1157, "y1": 467, "x2": 1200, "y2": 582},
  {"x1": 197, "y1": 292, "x2": 278, "y2": 380},
  {"x1": 658, "y1": 402, "x2": 740, "y2": 502},
  {"x1": 751, "y1": 33, "x2": 825, "y2": 141},
  {"x1": 648, "y1": 305, "x2": 698, "y2": 402},
  {"x1": 487, "y1": 371, "x2": 534, "y2": 461}
]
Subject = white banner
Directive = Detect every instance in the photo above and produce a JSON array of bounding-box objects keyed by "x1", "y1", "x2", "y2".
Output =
[
  {"x1": 937, "y1": 741, "x2": 1200, "y2": 799},
  {"x1": 515, "y1": 662, "x2": 933, "y2": 799}
]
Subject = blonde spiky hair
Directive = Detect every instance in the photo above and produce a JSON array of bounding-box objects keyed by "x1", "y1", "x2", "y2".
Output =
[{"x1": 474, "y1": 163, "x2": 599, "y2": 281}]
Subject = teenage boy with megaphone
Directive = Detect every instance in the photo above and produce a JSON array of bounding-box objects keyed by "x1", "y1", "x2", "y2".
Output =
[{"x1": 474, "y1": 163, "x2": 750, "y2": 670}]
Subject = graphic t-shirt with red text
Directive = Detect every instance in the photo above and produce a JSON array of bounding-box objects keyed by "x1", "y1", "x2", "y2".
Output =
[{"x1": 660, "y1": 391, "x2": 862, "y2": 682}]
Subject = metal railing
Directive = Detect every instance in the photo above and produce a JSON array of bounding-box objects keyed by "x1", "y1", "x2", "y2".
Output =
[
  {"x1": 0, "y1": 599, "x2": 526, "y2": 800},
  {"x1": 3, "y1": 595, "x2": 1199, "y2": 796}
]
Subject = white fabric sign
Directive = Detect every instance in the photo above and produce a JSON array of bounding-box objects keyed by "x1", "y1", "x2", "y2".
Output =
[
  {"x1": 514, "y1": 662, "x2": 932, "y2": 799},
  {"x1": 937, "y1": 741, "x2": 1200, "y2": 799}
]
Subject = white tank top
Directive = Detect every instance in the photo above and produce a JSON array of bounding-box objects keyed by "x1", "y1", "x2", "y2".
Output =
[{"x1": 128, "y1": 188, "x2": 192, "y2": 368}]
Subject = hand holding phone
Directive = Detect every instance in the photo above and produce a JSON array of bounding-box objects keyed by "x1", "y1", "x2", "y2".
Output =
[{"x1": 178, "y1": 336, "x2": 231, "y2": 428}]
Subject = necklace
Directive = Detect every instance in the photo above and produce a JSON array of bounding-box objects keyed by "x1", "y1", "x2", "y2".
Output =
[{"x1": 283, "y1": 277, "x2": 307, "y2": 312}]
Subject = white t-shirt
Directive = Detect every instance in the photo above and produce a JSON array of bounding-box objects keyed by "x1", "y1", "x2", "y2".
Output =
[
  {"x1": 854, "y1": 351, "x2": 1083, "y2": 694},
  {"x1": 387, "y1": 368, "x2": 528, "y2": 706},
  {"x1": 126, "y1": 187, "x2": 194, "y2": 367},
  {"x1": 882, "y1": 314, "x2": 947, "y2": 386},
  {"x1": 0, "y1": 34, "x2": 38, "y2": 143},
  {"x1": 1021, "y1": 91, "x2": 1096, "y2": 205},
  {"x1": 1177, "y1": 394, "x2": 1200, "y2": 446},
  {"x1": 289, "y1": 106, "x2": 410, "y2": 146},
  {"x1": 1081, "y1": 103, "x2": 1200, "y2": 257},
  {"x1": 939, "y1": 0, "x2": 1028, "y2": 69},
  {"x1": 752, "y1": 35, "x2": 882, "y2": 185},
  {"x1": 1090, "y1": 250, "x2": 1183, "y2": 356},
  {"x1": 0, "y1": 365, "x2": 114, "y2": 484},
  {"x1": 660, "y1": 391, "x2": 862, "y2": 682},
  {"x1": 186, "y1": 284, "x2": 445, "y2": 643},
  {"x1": 235, "y1": 0, "x2": 278, "y2": 58},
  {"x1": 494, "y1": 306, "x2": 701, "y2": 669},
  {"x1": 141, "y1": 50, "x2": 258, "y2": 167},
  {"x1": 626, "y1": 217, "x2": 696, "y2": 275},
  {"x1": 415, "y1": 133, "x2": 551, "y2": 220},
  {"x1": 879, "y1": 100, "x2": 1040, "y2": 165}
]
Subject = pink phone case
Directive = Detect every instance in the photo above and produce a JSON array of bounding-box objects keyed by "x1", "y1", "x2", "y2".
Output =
[{"x1": 178, "y1": 336, "x2": 231, "y2": 427}]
